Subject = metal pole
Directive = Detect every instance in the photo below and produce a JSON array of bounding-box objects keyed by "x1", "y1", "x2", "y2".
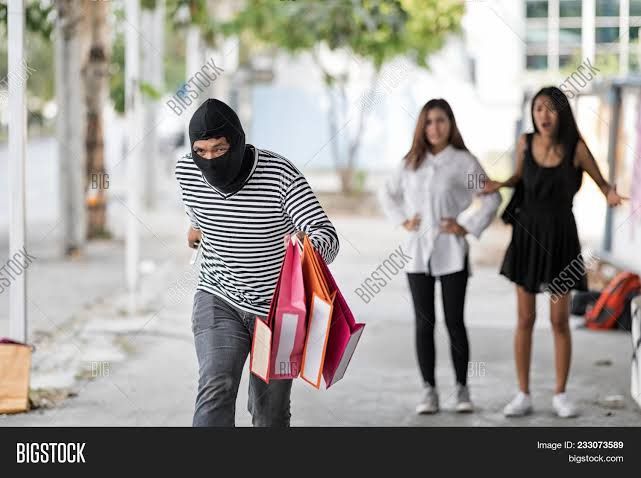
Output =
[
  {"x1": 582, "y1": 0, "x2": 596, "y2": 66},
  {"x1": 141, "y1": 0, "x2": 164, "y2": 210},
  {"x1": 547, "y1": 0, "x2": 559, "y2": 72},
  {"x1": 8, "y1": 0, "x2": 27, "y2": 343},
  {"x1": 184, "y1": 26, "x2": 201, "y2": 148},
  {"x1": 125, "y1": 0, "x2": 141, "y2": 313},
  {"x1": 620, "y1": 0, "x2": 630, "y2": 76},
  {"x1": 603, "y1": 84, "x2": 621, "y2": 252}
]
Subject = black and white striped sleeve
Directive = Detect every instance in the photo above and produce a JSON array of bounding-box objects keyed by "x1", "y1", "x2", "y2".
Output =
[
  {"x1": 184, "y1": 205, "x2": 200, "y2": 230},
  {"x1": 175, "y1": 158, "x2": 201, "y2": 230},
  {"x1": 282, "y1": 174, "x2": 340, "y2": 264}
]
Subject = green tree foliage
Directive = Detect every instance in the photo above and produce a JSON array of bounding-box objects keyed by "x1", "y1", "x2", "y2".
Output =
[
  {"x1": 1, "y1": 1, "x2": 185, "y2": 115},
  {"x1": 109, "y1": 29, "x2": 126, "y2": 113},
  {"x1": 0, "y1": 0, "x2": 54, "y2": 39},
  {"x1": 220, "y1": 0, "x2": 464, "y2": 191},
  {"x1": 224, "y1": 0, "x2": 464, "y2": 71},
  {"x1": 108, "y1": 0, "x2": 191, "y2": 113},
  {"x1": 0, "y1": 1, "x2": 55, "y2": 132}
]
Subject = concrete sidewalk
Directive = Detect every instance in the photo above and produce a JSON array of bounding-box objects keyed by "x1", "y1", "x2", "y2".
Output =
[
  {"x1": 1, "y1": 216, "x2": 639, "y2": 426},
  {"x1": 0, "y1": 136, "x2": 183, "y2": 341},
  {"x1": 0, "y1": 181, "x2": 193, "y2": 391}
]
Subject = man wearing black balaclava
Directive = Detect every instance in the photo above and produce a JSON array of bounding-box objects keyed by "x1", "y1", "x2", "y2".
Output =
[{"x1": 176, "y1": 99, "x2": 340, "y2": 427}]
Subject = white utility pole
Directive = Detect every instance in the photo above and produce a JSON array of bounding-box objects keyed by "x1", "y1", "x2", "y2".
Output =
[
  {"x1": 582, "y1": 0, "x2": 596, "y2": 66},
  {"x1": 184, "y1": 25, "x2": 202, "y2": 148},
  {"x1": 8, "y1": 0, "x2": 27, "y2": 343},
  {"x1": 125, "y1": 0, "x2": 142, "y2": 313},
  {"x1": 620, "y1": 0, "x2": 630, "y2": 76},
  {"x1": 141, "y1": 0, "x2": 165, "y2": 209},
  {"x1": 547, "y1": 0, "x2": 559, "y2": 72}
]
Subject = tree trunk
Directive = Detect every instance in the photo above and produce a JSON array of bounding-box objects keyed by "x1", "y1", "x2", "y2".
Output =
[
  {"x1": 313, "y1": 50, "x2": 378, "y2": 195},
  {"x1": 55, "y1": 0, "x2": 90, "y2": 255},
  {"x1": 328, "y1": 87, "x2": 343, "y2": 179},
  {"x1": 83, "y1": 0, "x2": 110, "y2": 239},
  {"x1": 344, "y1": 72, "x2": 379, "y2": 194},
  {"x1": 337, "y1": 167, "x2": 354, "y2": 194}
]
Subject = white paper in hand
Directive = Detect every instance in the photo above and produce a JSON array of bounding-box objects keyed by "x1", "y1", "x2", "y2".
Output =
[
  {"x1": 251, "y1": 318, "x2": 272, "y2": 383},
  {"x1": 301, "y1": 295, "x2": 332, "y2": 388},
  {"x1": 190, "y1": 242, "x2": 202, "y2": 265},
  {"x1": 274, "y1": 313, "x2": 300, "y2": 376}
]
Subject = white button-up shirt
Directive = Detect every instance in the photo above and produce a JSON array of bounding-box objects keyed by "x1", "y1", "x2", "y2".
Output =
[{"x1": 379, "y1": 145, "x2": 500, "y2": 276}]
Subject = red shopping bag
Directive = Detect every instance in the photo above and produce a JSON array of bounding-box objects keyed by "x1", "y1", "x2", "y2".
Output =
[
  {"x1": 314, "y1": 250, "x2": 365, "y2": 388},
  {"x1": 250, "y1": 237, "x2": 307, "y2": 382}
]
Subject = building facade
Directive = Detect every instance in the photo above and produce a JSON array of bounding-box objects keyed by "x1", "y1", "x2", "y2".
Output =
[{"x1": 526, "y1": 0, "x2": 641, "y2": 74}]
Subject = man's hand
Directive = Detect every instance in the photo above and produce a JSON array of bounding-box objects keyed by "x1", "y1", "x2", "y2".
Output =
[
  {"x1": 284, "y1": 231, "x2": 305, "y2": 248},
  {"x1": 188, "y1": 227, "x2": 202, "y2": 249}
]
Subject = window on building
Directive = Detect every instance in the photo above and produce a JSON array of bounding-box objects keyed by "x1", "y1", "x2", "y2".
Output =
[
  {"x1": 631, "y1": 0, "x2": 641, "y2": 16},
  {"x1": 526, "y1": 0, "x2": 548, "y2": 18},
  {"x1": 559, "y1": 54, "x2": 580, "y2": 68},
  {"x1": 526, "y1": 28, "x2": 549, "y2": 46},
  {"x1": 527, "y1": 55, "x2": 548, "y2": 69},
  {"x1": 596, "y1": 0, "x2": 620, "y2": 16},
  {"x1": 560, "y1": 27, "x2": 582, "y2": 45},
  {"x1": 631, "y1": 27, "x2": 640, "y2": 40},
  {"x1": 560, "y1": 0, "x2": 582, "y2": 17},
  {"x1": 596, "y1": 27, "x2": 620, "y2": 43}
]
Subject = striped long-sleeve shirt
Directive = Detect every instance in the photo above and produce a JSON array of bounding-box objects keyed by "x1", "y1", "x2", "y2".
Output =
[{"x1": 175, "y1": 146, "x2": 340, "y2": 316}]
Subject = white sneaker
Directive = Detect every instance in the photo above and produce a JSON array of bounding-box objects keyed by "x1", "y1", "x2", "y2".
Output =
[
  {"x1": 503, "y1": 392, "x2": 533, "y2": 417},
  {"x1": 553, "y1": 393, "x2": 579, "y2": 418},
  {"x1": 455, "y1": 384, "x2": 474, "y2": 413},
  {"x1": 416, "y1": 386, "x2": 439, "y2": 414}
]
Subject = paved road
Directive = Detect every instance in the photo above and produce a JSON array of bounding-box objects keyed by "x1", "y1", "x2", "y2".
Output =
[{"x1": 1, "y1": 216, "x2": 639, "y2": 426}]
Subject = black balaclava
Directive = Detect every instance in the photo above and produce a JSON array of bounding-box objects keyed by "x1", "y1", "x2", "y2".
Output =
[{"x1": 188, "y1": 98, "x2": 254, "y2": 196}]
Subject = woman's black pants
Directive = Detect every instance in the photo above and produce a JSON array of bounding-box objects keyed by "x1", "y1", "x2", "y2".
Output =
[{"x1": 407, "y1": 261, "x2": 469, "y2": 387}]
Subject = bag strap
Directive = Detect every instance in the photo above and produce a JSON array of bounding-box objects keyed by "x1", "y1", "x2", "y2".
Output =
[
  {"x1": 264, "y1": 253, "x2": 286, "y2": 328},
  {"x1": 303, "y1": 235, "x2": 332, "y2": 299}
]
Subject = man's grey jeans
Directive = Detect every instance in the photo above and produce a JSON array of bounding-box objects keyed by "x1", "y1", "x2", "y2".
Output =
[{"x1": 191, "y1": 289, "x2": 292, "y2": 427}]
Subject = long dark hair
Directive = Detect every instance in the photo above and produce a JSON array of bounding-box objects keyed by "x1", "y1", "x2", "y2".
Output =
[
  {"x1": 404, "y1": 98, "x2": 468, "y2": 170},
  {"x1": 531, "y1": 86, "x2": 581, "y2": 157}
]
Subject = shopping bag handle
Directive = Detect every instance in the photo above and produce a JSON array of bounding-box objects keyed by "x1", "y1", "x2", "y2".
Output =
[{"x1": 289, "y1": 233, "x2": 304, "y2": 254}]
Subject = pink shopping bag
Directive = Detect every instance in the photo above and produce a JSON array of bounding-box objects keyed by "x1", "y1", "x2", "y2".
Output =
[
  {"x1": 314, "y1": 250, "x2": 365, "y2": 389},
  {"x1": 270, "y1": 237, "x2": 307, "y2": 379},
  {"x1": 250, "y1": 237, "x2": 307, "y2": 382}
]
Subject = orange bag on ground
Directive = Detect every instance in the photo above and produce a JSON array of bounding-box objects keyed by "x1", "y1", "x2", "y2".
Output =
[
  {"x1": 0, "y1": 339, "x2": 32, "y2": 414},
  {"x1": 586, "y1": 272, "x2": 641, "y2": 330}
]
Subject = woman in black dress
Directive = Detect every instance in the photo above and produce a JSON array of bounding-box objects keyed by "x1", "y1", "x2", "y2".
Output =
[{"x1": 483, "y1": 86, "x2": 626, "y2": 418}]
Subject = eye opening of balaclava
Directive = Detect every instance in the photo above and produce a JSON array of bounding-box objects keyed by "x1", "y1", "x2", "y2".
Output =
[{"x1": 189, "y1": 98, "x2": 252, "y2": 196}]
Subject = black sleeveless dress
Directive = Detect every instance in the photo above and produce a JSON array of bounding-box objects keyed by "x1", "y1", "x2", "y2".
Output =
[{"x1": 500, "y1": 133, "x2": 588, "y2": 294}]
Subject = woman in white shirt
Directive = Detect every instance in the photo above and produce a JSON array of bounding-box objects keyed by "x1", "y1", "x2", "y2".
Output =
[{"x1": 379, "y1": 99, "x2": 500, "y2": 414}]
